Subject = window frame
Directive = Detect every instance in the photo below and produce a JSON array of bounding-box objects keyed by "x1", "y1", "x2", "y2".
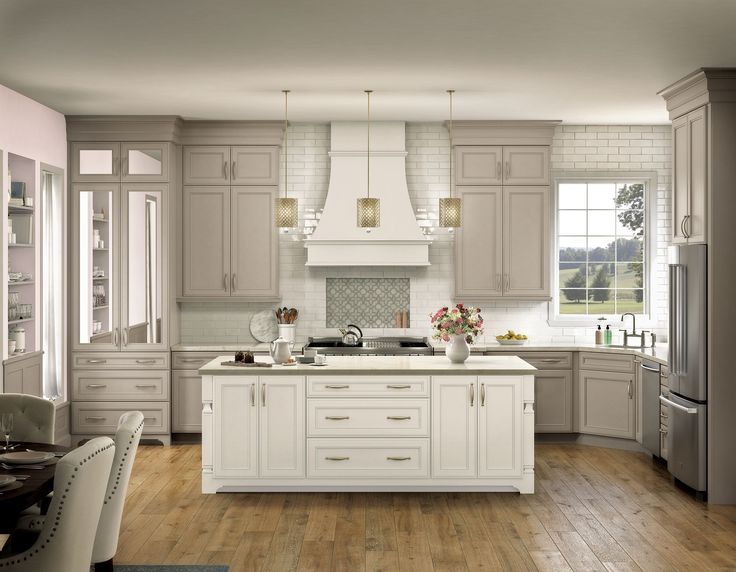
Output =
[{"x1": 548, "y1": 171, "x2": 658, "y2": 327}]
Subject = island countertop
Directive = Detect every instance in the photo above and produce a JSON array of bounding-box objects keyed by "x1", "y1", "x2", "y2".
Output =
[{"x1": 199, "y1": 354, "x2": 537, "y2": 376}]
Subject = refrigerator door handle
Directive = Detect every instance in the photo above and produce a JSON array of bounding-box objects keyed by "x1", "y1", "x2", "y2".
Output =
[
  {"x1": 678, "y1": 265, "x2": 688, "y2": 376},
  {"x1": 669, "y1": 264, "x2": 678, "y2": 374},
  {"x1": 659, "y1": 395, "x2": 698, "y2": 414}
]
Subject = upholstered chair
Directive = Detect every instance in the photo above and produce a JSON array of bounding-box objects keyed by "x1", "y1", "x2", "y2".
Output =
[
  {"x1": 0, "y1": 436, "x2": 115, "y2": 572},
  {"x1": 90, "y1": 411, "x2": 144, "y2": 572},
  {"x1": 0, "y1": 394, "x2": 55, "y2": 444}
]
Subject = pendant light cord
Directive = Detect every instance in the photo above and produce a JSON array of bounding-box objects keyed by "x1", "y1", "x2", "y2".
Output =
[
  {"x1": 283, "y1": 90, "x2": 289, "y2": 198},
  {"x1": 448, "y1": 89, "x2": 454, "y2": 199},
  {"x1": 365, "y1": 90, "x2": 372, "y2": 199}
]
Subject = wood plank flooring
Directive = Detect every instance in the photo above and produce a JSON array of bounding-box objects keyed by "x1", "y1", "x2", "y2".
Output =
[{"x1": 114, "y1": 444, "x2": 736, "y2": 571}]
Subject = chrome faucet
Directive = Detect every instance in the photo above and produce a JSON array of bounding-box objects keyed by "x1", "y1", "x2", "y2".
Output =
[{"x1": 620, "y1": 312, "x2": 649, "y2": 348}]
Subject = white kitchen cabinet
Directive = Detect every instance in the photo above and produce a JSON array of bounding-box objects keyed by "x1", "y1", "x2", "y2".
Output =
[
  {"x1": 231, "y1": 146, "x2": 279, "y2": 185},
  {"x1": 455, "y1": 186, "x2": 550, "y2": 300},
  {"x1": 672, "y1": 106, "x2": 707, "y2": 244},
  {"x1": 183, "y1": 146, "x2": 231, "y2": 185},
  {"x1": 478, "y1": 376, "x2": 523, "y2": 477},
  {"x1": 182, "y1": 187, "x2": 231, "y2": 297},
  {"x1": 502, "y1": 146, "x2": 550, "y2": 185},
  {"x1": 503, "y1": 186, "x2": 549, "y2": 297},
  {"x1": 579, "y1": 369, "x2": 636, "y2": 439},
  {"x1": 431, "y1": 376, "x2": 477, "y2": 477},
  {"x1": 534, "y1": 370, "x2": 573, "y2": 433},
  {"x1": 259, "y1": 377, "x2": 305, "y2": 477},
  {"x1": 172, "y1": 370, "x2": 203, "y2": 433},
  {"x1": 455, "y1": 186, "x2": 503, "y2": 298},
  {"x1": 213, "y1": 377, "x2": 258, "y2": 478},
  {"x1": 2, "y1": 352, "x2": 42, "y2": 396},
  {"x1": 456, "y1": 146, "x2": 503, "y2": 185}
]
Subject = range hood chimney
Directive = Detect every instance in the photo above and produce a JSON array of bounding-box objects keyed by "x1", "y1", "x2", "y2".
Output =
[{"x1": 304, "y1": 121, "x2": 431, "y2": 266}]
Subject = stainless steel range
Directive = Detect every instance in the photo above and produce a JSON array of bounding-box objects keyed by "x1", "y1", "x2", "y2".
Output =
[{"x1": 303, "y1": 336, "x2": 433, "y2": 356}]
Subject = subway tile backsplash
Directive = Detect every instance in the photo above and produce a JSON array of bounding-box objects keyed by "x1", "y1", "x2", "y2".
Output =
[{"x1": 326, "y1": 278, "x2": 410, "y2": 328}]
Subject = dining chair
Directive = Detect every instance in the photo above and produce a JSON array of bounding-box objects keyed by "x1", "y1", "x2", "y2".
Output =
[
  {"x1": 0, "y1": 394, "x2": 55, "y2": 444},
  {"x1": 0, "y1": 436, "x2": 115, "y2": 572}
]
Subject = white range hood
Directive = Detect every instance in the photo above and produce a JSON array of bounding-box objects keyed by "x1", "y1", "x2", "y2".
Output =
[{"x1": 304, "y1": 121, "x2": 431, "y2": 266}]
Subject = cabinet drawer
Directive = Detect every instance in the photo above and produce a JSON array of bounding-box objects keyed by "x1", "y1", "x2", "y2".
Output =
[
  {"x1": 579, "y1": 352, "x2": 635, "y2": 373},
  {"x1": 307, "y1": 399, "x2": 429, "y2": 437},
  {"x1": 485, "y1": 351, "x2": 572, "y2": 370},
  {"x1": 73, "y1": 352, "x2": 170, "y2": 370},
  {"x1": 72, "y1": 370, "x2": 169, "y2": 401},
  {"x1": 72, "y1": 402, "x2": 169, "y2": 434},
  {"x1": 307, "y1": 376, "x2": 429, "y2": 397},
  {"x1": 172, "y1": 352, "x2": 224, "y2": 370},
  {"x1": 307, "y1": 438, "x2": 429, "y2": 478}
]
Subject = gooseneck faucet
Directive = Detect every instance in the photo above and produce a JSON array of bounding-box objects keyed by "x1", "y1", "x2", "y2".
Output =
[
  {"x1": 621, "y1": 313, "x2": 637, "y2": 335},
  {"x1": 620, "y1": 312, "x2": 650, "y2": 347}
]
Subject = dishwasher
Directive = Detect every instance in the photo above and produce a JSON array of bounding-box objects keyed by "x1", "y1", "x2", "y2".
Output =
[{"x1": 641, "y1": 359, "x2": 662, "y2": 458}]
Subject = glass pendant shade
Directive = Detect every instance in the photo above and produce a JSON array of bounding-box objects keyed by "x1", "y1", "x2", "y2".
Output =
[
  {"x1": 275, "y1": 197, "x2": 299, "y2": 228},
  {"x1": 439, "y1": 197, "x2": 462, "y2": 228},
  {"x1": 357, "y1": 197, "x2": 380, "y2": 228}
]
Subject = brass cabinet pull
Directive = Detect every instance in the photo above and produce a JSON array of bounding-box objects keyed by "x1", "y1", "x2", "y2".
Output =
[
  {"x1": 628, "y1": 380, "x2": 633, "y2": 399},
  {"x1": 113, "y1": 328, "x2": 119, "y2": 347},
  {"x1": 250, "y1": 384, "x2": 255, "y2": 407},
  {"x1": 86, "y1": 359, "x2": 107, "y2": 364},
  {"x1": 496, "y1": 162, "x2": 502, "y2": 178},
  {"x1": 87, "y1": 384, "x2": 107, "y2": 389},
  {"x1": 223, "y1": 161, "x2": 228, "y2": 179},
  {"x1": 481, "y1": 383, "x2": 486, "y2": 407},
  {"x1": 325, "y1": 385, "x2": 350, "y2": 389},
  {"x1": 135, "y1": 384, "x2": 157, "y2": 389},
  {"x1": 223, "y1": 273, "x2": 228, "y2": 291},
  {"x1": 143, "y1": 416, "x2": 157, "y2": 422},
  {"x1": 180, "y1": 358, "x2": 204, "y2": 363},
  {"x1": 86, "y1": 416, "x2": 106, "y2": 421},
  {"x1": 386, "y1": 415, "x2": 411, "y2": 420},
  {"x1": 325, "y1": 456, "x2": 349, "y2": 461},
  {"x1": 325, "y1": 416, "x2": 350, "y2": 420},
  {"x1": 539, "y1": 359, "x2": 562, "y2": 363},
  {"x1": 505, "y1": 161, "x2": 510, "y2": 178},
  {"x1": 231, "y1": 161, "x2": 236, "y2": 179},
  {"x1": 262, "y1": 383, "x2": 266, "y2": 407},
  {"x1": 496, "y1": 274, "x2": 501, "y2": 290},
  {"x1": 387, "y1": 456, "x2": 411, "y2": 461},
  {"x1": 470, "y1": 383, "x2": 475, "y2": 407},
  {"x1": 123, "y1": 156, "x2": 128, "y2": 176},
  {"x1": 386, "y1": 385, "x2": 411, "y2": 389},
  {"x1": 683, "y1": 214, "x2": 691, "y2": 238},
  {"x1": 505, "y1": 274, "x2": 510, "y2": 291},
  {"x1": 232, "y1": 274, "x2": 237, "y2": 291},
  {"x1": 136, "y1": 359, "x2": 156, "y2": 364}
]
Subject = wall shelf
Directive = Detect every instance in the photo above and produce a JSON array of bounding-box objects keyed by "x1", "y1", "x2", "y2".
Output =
[
  {"x1": 8, "y1": 317, "x2": 34, "y2": 325},
  {"x1": 8, "y1": 205, "x2": 34, "y2": 215}
]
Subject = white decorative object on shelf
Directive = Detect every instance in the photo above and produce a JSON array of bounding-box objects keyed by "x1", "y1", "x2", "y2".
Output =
[{"x1": 446, "y1": 335, "x2": 470, "y2": 363}]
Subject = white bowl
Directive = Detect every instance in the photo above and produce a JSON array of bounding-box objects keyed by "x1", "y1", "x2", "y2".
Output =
[{"x1": 495, "y1": 339, "x2": 528, "y2": 346}]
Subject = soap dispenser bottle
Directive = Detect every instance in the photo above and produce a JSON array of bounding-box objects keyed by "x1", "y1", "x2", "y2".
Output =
[
  {"x1": 604, "y1": 325, "x2": 612, "y2": 345},
  {"x1": 595, "y1": 325, "x2": 603, "y2": 345}
]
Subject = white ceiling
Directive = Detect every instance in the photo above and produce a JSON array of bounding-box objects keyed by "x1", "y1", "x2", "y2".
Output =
[{"x1": 1, "y1": 0, "x2": 735, "y2": 123}]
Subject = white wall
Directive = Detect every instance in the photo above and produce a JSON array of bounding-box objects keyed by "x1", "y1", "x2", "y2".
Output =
[{"x1": 180, "y1": 122, "x2": 672, "y2": 345}]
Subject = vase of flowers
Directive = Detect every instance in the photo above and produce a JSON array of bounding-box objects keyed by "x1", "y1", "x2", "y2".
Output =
[{"x1": 430, "y1": 304, "x2": 484, "y2": 363}]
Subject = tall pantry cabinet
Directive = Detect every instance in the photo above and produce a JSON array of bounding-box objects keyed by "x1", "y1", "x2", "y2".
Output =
[
  {"x1": 66, "y1": 117, "x2": 181, "y2": 445},
  {"x1": 452, "y1": 122, "x2": 559, "y2": 300}
]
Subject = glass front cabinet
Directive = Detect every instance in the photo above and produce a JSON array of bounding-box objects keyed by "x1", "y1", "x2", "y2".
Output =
[{"x1": 72, "y1": 181, "x2": 168, "y2": 351}]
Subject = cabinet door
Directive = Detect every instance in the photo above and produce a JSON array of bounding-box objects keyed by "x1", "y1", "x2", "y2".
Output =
[
  {"x1": 120, "y1": 184, "x2": 168, "y2": 349},
  {"x1": 259, "y1": 377, "x2": 305, "y2": 477},
  {"x1": 503, "y1": 187, "x2": 550, "y2": 297},
  {"x1": 478, "y1": 376, "x2": 523, "y2": 478},
  {"x1": 231, "y1": 187, "x2": 279, "y2": 298},
  {"x1": 672, "y1": 114, "x2": 689, "y2": 244},
  {"x1": 534, "y1": 371, "x2": 573, "y2": 433},
  {"x1": 455, "y1": 146, "x2": 503, "y2": 185},
  {"x1": 121, "y1": 142, "x2": 168, "y2": 182},
  {"x1": 71, "y1": 142, "x2": 121, "y2": 183},
  {"x1": 182, "y1": 187, "x2": 231, "y2": 297},
  {"x1": 231, "y1": 146, "x2": 279, "y2": 185},
  {"x1": 502, "y1": 146, "x2": 550, "y2": 185},
  {"x1": 71, "y1": 183, "x2": 122, "y2": 351},
  {"x1": 183, "y1": 146, "x2": 230, "y2": 185},
  {"x1": 687, "y1": 107, "x2": 707, "y2": 243},
  {"x1": 431, "y1": 376, "x2": 477, "y2": 477},
  {"x1": 172, "y1": 370, "x2": 203, "y2": 433},
  {"x1": 213, "y1": 377, "x2": 257, "y2": 477},
  {"x1": 454, "y1": 186, "x2": 503, "y2": 298},
  {"x1": 579, "y1": 370, "x2": 635, "y2": 439}
]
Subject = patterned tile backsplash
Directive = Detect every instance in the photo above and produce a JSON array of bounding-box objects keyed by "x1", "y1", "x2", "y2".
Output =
[{"x1": 326, "y1": 278, "x2": 410, "y2": 328}]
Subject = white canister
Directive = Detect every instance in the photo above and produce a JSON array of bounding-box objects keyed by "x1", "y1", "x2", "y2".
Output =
[
  {"x1": 9, "y1": 328, "x2": 25, "y2": 353},
  {"x1": 8, "y1": 340, "x2": 17, "y2": 355},
  {"x1": 277, "y1": 324, "x2": 296, "y2": 345}
]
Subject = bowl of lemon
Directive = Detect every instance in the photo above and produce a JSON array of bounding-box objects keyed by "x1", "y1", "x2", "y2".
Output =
[{"x1": 495, "y1": 330, "x2": 529, "y2": 345}]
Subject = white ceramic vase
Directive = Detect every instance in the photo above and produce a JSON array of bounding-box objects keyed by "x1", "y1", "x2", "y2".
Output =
[
  {"x1": 446, "y1": 335, "x2": 470, "y2": 363},
  {"x1": 277, "y1": 324, "x2": 296, "y2": 345}
]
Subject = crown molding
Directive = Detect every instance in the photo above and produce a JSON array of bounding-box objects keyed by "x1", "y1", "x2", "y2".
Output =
[
  {"x1": 658, "y1": 68, "x2": 736, "y2": 119},
  {"x1": 447, "y1": 120, "x2": 561, "y2": 146},
  {"x1": 66, "y1": 115, "x2": 183, "y2": 142},
  {"x1": 179, "y1": 120, "x2": 284, "y2": 146}
]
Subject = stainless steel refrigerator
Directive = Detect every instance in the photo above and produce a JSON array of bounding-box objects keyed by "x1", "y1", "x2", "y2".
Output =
[{"x1": 661, "y1": 244, "x2": 707, "y2": 495}]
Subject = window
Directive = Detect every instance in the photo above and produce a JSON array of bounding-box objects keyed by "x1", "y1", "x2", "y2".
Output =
[{"x1": 555, "y1": 178, "x2": 651, "y2": 320}]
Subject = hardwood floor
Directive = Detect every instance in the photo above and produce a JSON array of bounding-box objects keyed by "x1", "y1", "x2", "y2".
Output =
[{"x1": 116, "y1": 443, "x2": 736, "y2": 571}]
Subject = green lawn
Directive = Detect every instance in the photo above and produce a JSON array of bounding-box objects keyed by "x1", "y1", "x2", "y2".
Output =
[{"x1": 560, "y1": 299, "x2": 644, "y2": 315}]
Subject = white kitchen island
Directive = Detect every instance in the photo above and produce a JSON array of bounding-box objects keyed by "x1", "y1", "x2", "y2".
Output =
[{"x1": 200, "y1": 355, "x2": 536, "y2": 494}]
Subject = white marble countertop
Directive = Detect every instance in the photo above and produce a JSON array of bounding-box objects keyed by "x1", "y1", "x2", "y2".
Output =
[{"x1": 199, "y1": 355, "x2": 537, "y2": 376}]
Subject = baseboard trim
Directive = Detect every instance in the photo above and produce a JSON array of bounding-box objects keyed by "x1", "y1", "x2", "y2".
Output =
[{"x1": 535, "y1": 432, "x2": 649, "y2": 453}]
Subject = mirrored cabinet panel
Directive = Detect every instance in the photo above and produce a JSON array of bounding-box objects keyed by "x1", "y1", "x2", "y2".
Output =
[
  {"x1": 72, "y1": 143, "x2": 121, "y2": 182},
  {"x1": 73, "y1": 142, "x2": 169, "y2": 183},
  {"x1": 121, "y1": 143, "x2": 168, "y2": 181}
]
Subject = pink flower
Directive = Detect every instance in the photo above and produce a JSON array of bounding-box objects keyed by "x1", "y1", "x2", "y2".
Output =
[
  {"x1": 455, "y1": 327, "x2": 463, "y2": 335},
  {"x1": 441, "y1": 333, "x2": 450, "y2": 342}
]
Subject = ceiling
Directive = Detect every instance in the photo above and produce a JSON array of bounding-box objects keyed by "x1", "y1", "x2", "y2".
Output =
[{"x1": 1, "y1": 0, "x2": 735, "y2": 123}]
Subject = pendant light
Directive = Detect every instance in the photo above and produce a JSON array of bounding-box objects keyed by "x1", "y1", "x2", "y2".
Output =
[
  {"x1": 439, "y1": 89, "x2": 462, "y2": 228},
  {"x1": 275, "y1": 89, "x2": 298, "y2": 228},
  {"x1": 357, "y1": 90, "x2": 380, "y2": 229}
]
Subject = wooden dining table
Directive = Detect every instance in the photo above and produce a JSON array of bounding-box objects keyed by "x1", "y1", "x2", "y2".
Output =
[{"x1": 0, "y1": 442, "x2": 71, "y2": 533}]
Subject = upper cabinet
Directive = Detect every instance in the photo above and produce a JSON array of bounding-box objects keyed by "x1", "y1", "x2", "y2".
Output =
[
  {"x1": 183, "y1": 146, "x2": 230, "y2": 185},
  {"x1": 72, "y1": 142, "x2": 169, "y2": 183},
  {"x1": 671, "y1": 107, "x2": 707, "y2": 244},
  {"x1": 456, "y1": 146, "x2": 549, "y2": 186},
  {"x1": 183, "y1": 146, "x2": 278, "y2": 186}
]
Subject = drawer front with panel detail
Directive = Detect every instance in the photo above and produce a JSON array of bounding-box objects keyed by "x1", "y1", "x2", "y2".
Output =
[
  {"x1": 72, "y1": 370, "x2": 169, "y2": 401},
  {"x1": 579, "y1": 352, "x2": 635, "y2": 374},
  {"x1": 485, "y1": 351, "x2": 572, "y2": 370},
  {"x1": 72, "y1": 401, "x2": 169, "y2": 434},
  {"x1": 307, "y1": 376, "x2": 429, "y2": 398},
  {"x1": 307, "y1": 438, "x2": 430, "y2": 478},
  {"x1": 72, "y1": 352, "x2": 170, "y2": 370},
  {"x1": 307, "y1": 399, "x2": 429, "y2": 437}
]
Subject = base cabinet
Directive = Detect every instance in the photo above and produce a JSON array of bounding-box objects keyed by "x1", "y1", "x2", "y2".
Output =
[
  {"x1": 478, "y1": 376, "x2": 523, "y2": 477},
  {"x1": 172, "y1": 370, "x2": 204, "y2": 433},
  {"x1": 431, "y1": 376, "x2": 477, "y2": 477},
  {"x1": 579, "y1": 369, "x2": 636, "y2": 439},
  {"x1": 534, "y1": 371, "x2": 573, "y2": 433}
]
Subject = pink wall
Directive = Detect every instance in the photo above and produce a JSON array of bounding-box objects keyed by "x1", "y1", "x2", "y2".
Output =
[{"x1": 0, "y1": 84, "x2": 66, "y2": 168}]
